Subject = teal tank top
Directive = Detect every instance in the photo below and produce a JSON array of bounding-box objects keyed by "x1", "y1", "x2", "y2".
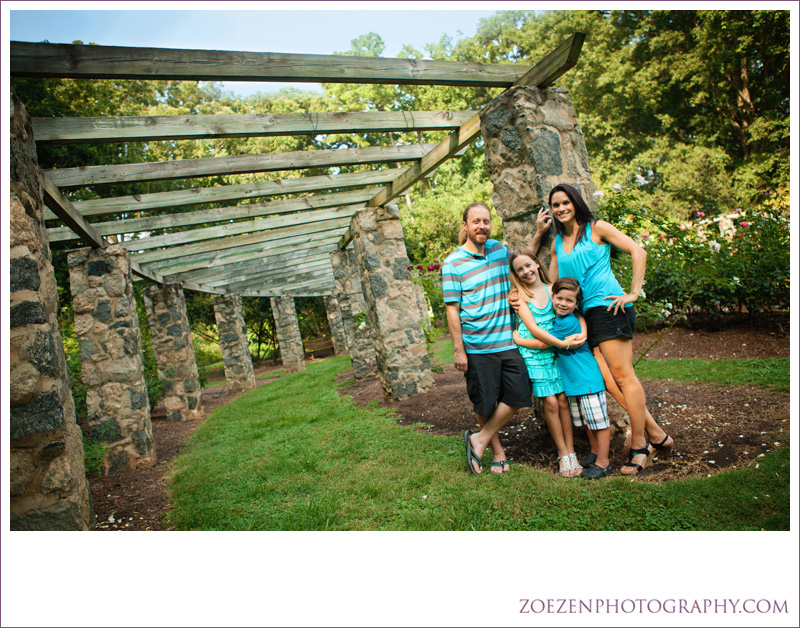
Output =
[{"x1": 554, "y1": 222, "x2": 630, "y2": 313}]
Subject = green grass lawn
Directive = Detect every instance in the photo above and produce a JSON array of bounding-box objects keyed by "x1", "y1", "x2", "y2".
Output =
[{"x1": 166, "y1": 356, "x2": 789, "y2": 531}]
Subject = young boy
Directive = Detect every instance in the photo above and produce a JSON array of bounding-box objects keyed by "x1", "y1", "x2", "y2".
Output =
[{"x1": 548, "y1": 277, "x2": 613, "y2": 479}]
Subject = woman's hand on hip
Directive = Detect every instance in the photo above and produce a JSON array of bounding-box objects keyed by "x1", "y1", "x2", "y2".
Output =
[{"x1": 604, "y1": 292, "x2": 637, "y2": 315}]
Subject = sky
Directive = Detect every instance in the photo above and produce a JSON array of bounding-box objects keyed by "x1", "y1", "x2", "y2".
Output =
[{"x1": 8, "y1": 4, "x2": 505, "y2": 97}]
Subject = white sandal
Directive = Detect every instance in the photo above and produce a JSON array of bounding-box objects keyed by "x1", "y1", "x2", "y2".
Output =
[
  {"x1": 568, "y1": 452, "x2": 583, "y2": 477},
  {"x1": 558, "y1": 455, "x2": 573, "y2": 477}
]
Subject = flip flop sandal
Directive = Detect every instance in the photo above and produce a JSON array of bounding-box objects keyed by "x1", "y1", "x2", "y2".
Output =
[
  {"x1": 490, "y1": 461, "x2": 505, "y2": 475},
  {"x1": 463, "y1": 430, "x2": 482, "y2": 475},
  {"x1": 581, "y1": 463, "x2": 613, "y2": 479}
]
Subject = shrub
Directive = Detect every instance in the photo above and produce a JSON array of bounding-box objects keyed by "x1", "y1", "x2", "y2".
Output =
[{"x1": 595, "y1": 183, "x2": 789, "y2": 326}]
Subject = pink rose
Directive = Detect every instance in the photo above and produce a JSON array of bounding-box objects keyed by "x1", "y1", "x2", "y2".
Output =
[{"x1": 739, "y1": 222, "x2": 750, "y2": 228}]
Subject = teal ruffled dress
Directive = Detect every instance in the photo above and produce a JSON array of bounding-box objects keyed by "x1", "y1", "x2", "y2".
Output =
[{"x1": 517, "y1": 295, "x2": 565, "y2": 398}]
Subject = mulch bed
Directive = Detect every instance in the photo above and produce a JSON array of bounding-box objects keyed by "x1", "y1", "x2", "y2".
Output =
[{"x1": 89, "y1": 316, "x2": 789, "y2": 530}]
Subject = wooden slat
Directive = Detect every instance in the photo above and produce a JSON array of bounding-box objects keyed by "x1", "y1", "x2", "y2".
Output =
[
  {"x1": 338, "y1": 34, "x2": 586, "y2": 249},
  {"x1": 208, "y1": 260, "x2": 332, "y2": 290},
  {"x1": 118, "y1": 205, "x2": 358, "y2": 253},
  {"x1": 242, "y1": 287, "x2": 335, "y2": 298},
  {"x1": 513, "y1": 33, "x2": 586, "y2": 88},
  {"x1": 33, "y1": 111, "x2": 476, "y2": 144},
  {"x1": 45, "y1": 169, "x2": 404, "y2": 220},
  {"x1": 47, "y1": 143, "x2": 437, "y2": 188},
  {"x1": 39, "y1": 172, "x2": 107, "y2": 248},
  {"x1": 11, "y1": 41, "x2": 531, "y2": 86},
  {"x1": 147, "y1": 237, "x2": 341, "y2": 276},
  {"x1": 172, "y1": 253, "x2": 331, "y2": 286},
  {"x1": 47, "y1": 190, "x2": 373, "y2": 242},
  {"x1": 234, "y1": 274, "x2": 334, "y2": 293},
  {"x1": 127, "y1": 218, "x2": 350, "y2": 263}
]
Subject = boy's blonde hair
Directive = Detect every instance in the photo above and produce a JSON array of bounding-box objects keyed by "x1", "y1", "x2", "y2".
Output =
[{"x1": 508, "y1": 248, "x2": 550, "y2": 304}]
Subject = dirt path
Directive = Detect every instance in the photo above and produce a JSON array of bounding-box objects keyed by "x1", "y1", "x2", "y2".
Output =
[{"x1": 89, "y1": 317, "x2": 789, "y2": 530}]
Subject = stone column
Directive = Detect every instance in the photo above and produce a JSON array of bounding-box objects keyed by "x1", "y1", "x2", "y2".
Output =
[
  {"x1": 480, "y1": 86, "x2": 598, "y2": 251},
  {"x1": 68, "y1": 245, "x2": 156, "y2": 475},
  {"x1": 9, "y1": 89, "x2": 94, "y2": 530},
  {"x1": 144, "y1": 282, "x2": 204, "y2": 421},
  {"x1": 323, "y1": 295, "x2": 348, "y2": 356},
  {"x1": 269, "y1": 297, "x2": 306, "y2": 373},
  {"x1": 212, "y1": 293, "x2": 256, "y2": 393},
  {"x1": 349, "y1": 204, "x2": 435, "y2": 400},
  {"x1": 330, "y1": 248, "x2": 378, "y2": 380}
]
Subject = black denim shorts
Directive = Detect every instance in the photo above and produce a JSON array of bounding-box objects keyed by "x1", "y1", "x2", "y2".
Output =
[
  {"x1": 584, "y1": 305, "x2": 636, "y2": 348},
  {"x1": 464, "y1": 348, "x2": 532, "y2": 417}
]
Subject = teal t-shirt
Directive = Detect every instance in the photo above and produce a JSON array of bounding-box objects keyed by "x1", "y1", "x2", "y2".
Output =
[{"x1": 550, "y1": 313, "x2": 605, "y2": 397}]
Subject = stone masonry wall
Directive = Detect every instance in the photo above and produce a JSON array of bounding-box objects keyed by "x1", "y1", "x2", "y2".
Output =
[
  {"x1": 269, "y1": 297, "x2": 306, "y2": 374},
  {"x1": 330, "y1": 249, "x2": 378, "y2": 380},
  {"x1": 481, "y1": 86, "x2": 598, "y2": 253},
  {"x1": 68, "y1": 245, "x2": 156, "y2": 475},
  {"x1": 144, "y1": 282, "x2": 204, "y2": 421},
  {"x1": 9, "y1": 89, "x2": 94, "y2": 530},
  {"x1": 350, "y1": 204, "x2": 435, "y2": 400},
  {"x1": 323, "y1": 295, "x2": 348, "y2": 356},
  {"x1": 212, "y1": 294, "x2": 256, "y2": 394}
]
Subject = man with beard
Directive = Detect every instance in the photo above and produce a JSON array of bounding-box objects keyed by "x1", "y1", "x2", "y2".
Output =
[{"x1": 442, "y1": 202, "x2": 533, "y2": 475}]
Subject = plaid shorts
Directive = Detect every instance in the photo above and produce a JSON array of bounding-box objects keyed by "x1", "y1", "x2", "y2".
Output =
[{"x1": 568, "y1": 391, "x2": 610, "y2": 431}]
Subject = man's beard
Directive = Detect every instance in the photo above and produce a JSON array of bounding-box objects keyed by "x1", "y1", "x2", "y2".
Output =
[{"x1": 468, "y1": 231, "x2": 489, "y2": 247}]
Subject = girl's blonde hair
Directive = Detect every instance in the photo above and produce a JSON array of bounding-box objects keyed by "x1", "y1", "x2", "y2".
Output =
[{"x1": 509, "y1": 248, "x2": 550, "y2": 303}]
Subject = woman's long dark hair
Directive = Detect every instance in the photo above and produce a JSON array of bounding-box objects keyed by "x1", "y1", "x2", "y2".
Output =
[{"x1": 549, "y1": 183, "x2": 596, "y2": 244}]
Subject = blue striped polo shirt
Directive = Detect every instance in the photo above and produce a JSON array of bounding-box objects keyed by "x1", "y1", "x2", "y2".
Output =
[{"x1": 442, "y1": 239, "x2": 516, "y2": 354}]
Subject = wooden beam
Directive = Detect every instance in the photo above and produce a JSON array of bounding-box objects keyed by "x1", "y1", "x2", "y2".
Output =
[
  {"x1": 513, "y1": 33, "x2": 586, "y2": 88},
  {"x1": 233, "y1": 274, "x2": 334, "y2": 293},
  {"x1": 242, "y1": 287, "x2": 335, "y2": 298},
  {"x1": 209, "y1": 260, "x2": 332, "y2": 290},
  {"x1": 172, "y1": 253, "x2": 332, "y2": 285},
  {"x1": 338, "y1": 34, "x2": 587, "y2": 249},
  {"x1": 45, "y1": 169, "x2": 404, "y2": 220},
  {"x1": 38, "y1": 171, "x2": 107, "y2": 248},
  {"x1": 118, "y1": 206, "x2": 357, "y2": 253},
  {"x1": 47, "y1": 190, "x2": 374, "y2": 242},
  {"x1": 130, "y1": 225, "x2": 347, "y2": 265},
  {"x1": 11, "y1": 41, "x2": 532, "y2": 86},
  {"x1": 32, "y1": 111, "x2": 477, "y2": 144},
  {"x1": 147, "y1": 237, "x2": 341, "y2": 276},
  {"x1": 47, "y1": 143, "x2": 438, "y2": 188}
]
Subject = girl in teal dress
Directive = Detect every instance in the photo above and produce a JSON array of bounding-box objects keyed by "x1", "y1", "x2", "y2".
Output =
[{"x1": 509, "y1": 249, "x2": 584, "y2": 477}]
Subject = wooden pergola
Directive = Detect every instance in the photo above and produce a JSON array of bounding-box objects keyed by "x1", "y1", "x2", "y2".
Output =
[{"x1": 10, "y1": 35, "x2": 584, "y2": 298}]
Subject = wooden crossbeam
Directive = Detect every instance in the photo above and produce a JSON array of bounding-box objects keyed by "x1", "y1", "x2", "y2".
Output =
[
  {"x1": 45, "y1": 169, "x2": 404, "y2": 220},
  {"x1": 47, "y1": 190, "x2": 374, "y2": 242},
  {"x1": 209, "y1": 259, "x2": 332, "y2": 290},
  {"x1": 242, "y1": 287, "x2": 335, "y2": 298},
  {"x1": 338, "y1": 33, "x2": 586, "y2": 249},
  {"x1": 127, "y1": 218, "x2": 350, "y2": 263},
  {"x1": 47, "y1": 143, "x2": 437, "y2": 188},
  {"x1": 11, "y1": 41, "x2": 531, "y2": 86},
  {"x1": 118, "y1": 204, "x2": 358, "y2": 253},
  {"x1": 233, "y1": 273, "x2": 334, "y2": 293},
  {"x1": 147, "y1": 237, "x2": 341, "y2": 276},
  {"x1": 171, "y1": 252, "x2": 331, "y2": 285},
  {"x1": 39, "y1": 171, "x2": 107, "y2": 248},
  {"x1": 32, "y1": 111, "x2": 476, "y2": 144}
]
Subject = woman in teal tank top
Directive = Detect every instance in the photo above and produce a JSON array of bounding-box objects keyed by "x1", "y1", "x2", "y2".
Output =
[{"x1": 530, "y1": 183, "x2": 674, "y2": 476}]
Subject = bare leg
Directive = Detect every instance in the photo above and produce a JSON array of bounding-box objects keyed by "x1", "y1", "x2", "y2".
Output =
[
  {"x1": 476, "y1": 411, "x2": 507, "y2": 474},
  {"x1": 469, "y1": 402, "x2": 519, "y2": 473},
  {"x1": 541, "y1": 396, "x2": 569, "y2": 458},
  {"x1": 596, "y1": 338, "x2": 651, "y2": 473},
  {"x1": 593, "y1": 428, "x2": 611, "y2": 468},
  {"x1": 585, "y1": 427, "x2": 598, "y2": 455},
  {"x1": 593, "y1": 346, "x2": 673, "y2": 450}
]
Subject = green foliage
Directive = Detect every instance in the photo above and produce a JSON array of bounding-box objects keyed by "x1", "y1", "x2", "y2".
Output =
[
  {"x1": 82, "y1": 442, "x2": 109, "y2": 478},
  {"x1": 596, "y1": 182, "x2": 789, "y2": 326},
  {"x1": 166, "y1": 357, "x2": 788, "y2": 531}
]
